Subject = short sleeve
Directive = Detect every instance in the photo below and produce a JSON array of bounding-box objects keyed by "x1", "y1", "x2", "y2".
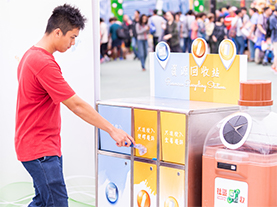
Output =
[
  {"x1": 36, "y1": 63, "x2": 75, "y2": 104},
  {"x1": 257, "y1": 14, "x2": 263, "y2": 25}
]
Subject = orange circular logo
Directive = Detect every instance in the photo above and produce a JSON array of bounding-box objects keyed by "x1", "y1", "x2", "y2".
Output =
[
  {"x1": 219, "y1": 39, "x2": 235, "y2": 61},
  {"x1": 137, "y1": 190, "x2": 151, "y2": 207},
  {"x1": 192, "y1": 38, "x2": 206, "y2": 58},
  {"x1": 164, "y1": 196, "x2": 179, "y2": 207}
]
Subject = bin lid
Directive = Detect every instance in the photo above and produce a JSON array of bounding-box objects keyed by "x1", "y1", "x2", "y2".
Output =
[{"x1": 238, "y1": 80, "x2": 273, "y2": 106}]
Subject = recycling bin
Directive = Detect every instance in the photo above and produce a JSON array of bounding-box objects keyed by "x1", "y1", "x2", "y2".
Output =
[{"x1": 202, "y1": 80, "x2": 277, "y2": 207}]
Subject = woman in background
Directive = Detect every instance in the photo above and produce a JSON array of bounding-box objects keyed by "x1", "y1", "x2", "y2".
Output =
[
  {"x1": 163, "y1": 11, "x2": 182, "y2": 52},
  {"x1": 136, "y1": 14, "x2": 149, "y2": 71}
]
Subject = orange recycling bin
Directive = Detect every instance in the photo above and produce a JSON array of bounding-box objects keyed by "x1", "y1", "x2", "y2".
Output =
[{"x1": 202, "y1": 80, "x2": 277, "y2": 207}]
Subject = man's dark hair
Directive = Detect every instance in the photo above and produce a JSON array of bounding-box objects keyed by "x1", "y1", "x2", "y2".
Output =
[
  {"x1": 153, "y1": 9, "x2": 158, "y2": 15},
  {"x1": 187, "y1": 10, "x2": 194, "y2": 15},
  {"x1": 250, "y1": 7, "x2": 258, "y2": 13},
  {"x1": 217, "y1": 16, "x2": 224, "y2": 22},
  {"x1": 240, "y1": 7, "x2": 247, "y2": 11},
  {"x1": 235, "y1": 9, "x2": 242, "y2": 15},
  {"x1": 264, "y1": 7, "x2": 270, "y2": 12},
  {"x1": 199, "y1": 12, "x2": 206, "y2": 18},
  {"x1": 135, "y1": 10, "x2": 141, "y2": 15},
  {"x1": 45, "y1": 4, "x2": 87, "y2": 35}
]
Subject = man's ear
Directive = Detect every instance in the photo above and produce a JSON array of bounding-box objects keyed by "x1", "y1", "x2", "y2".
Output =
[{"x1": 53, "y1": 28, "x2": 62, "y2": 37}]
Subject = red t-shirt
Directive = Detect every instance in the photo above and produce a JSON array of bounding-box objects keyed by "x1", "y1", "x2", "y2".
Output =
[
  {"x1": 224, "y1": 14, "x2": 236, "y2": 30},
  {"x1": 15, "y1": 46, "x2": 75, "y2": 162}
]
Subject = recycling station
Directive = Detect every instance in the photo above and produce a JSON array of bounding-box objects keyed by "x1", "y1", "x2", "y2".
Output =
[{"x1": 93, "y1": 39, "x2": 277, "y2": 207}]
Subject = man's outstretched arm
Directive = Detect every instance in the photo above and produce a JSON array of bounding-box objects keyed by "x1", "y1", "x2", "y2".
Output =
[{"x1": 62, "y1": 94, "x2": 135, "y2": 147}]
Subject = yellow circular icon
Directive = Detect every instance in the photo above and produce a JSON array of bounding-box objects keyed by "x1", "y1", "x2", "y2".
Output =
[
  {"x1": 192, "y1": 38, "x2": 206, "y2": 58},
  {"x1": 137, "y1": 190, "x2": 151, "y2": 207},
  {"x1": 164, "y1": 196, "x2": 179, "y2": 207},
  {"x1": 219, "y1": 39, "x2": 235, "y2": 61}
]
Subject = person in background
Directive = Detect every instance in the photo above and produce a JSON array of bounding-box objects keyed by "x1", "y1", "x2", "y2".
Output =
[
  {"x1": 248, "y1": 7, "x2": 259, "y2": 62},
  {"x1": 224, "y1": 6, "x2": 237, "y2": 37},
  {"x1": 269, "y1": 7, "x2": 277, "y2": 72},
  {"x1": 205, "y1": 13, "x2": 215, "y2": 51},
  {"x1": 181, "y1": 10, "x2": 195, "y2": 53},
  {"x1": 122, "y1": 14, "x2": 132, "y2": 58},
  {"x1": 175, "y1": 12, "x2": 182, "y2": 49},
  {"x1": 15, "y1": 4, "x2": 134, "y2": 206},
  {"x1": 211, "y1": 16, "x2": 227, "y2": 53},
  {"x1": 100, "y1": 18, "x2": 109, "y2": 63},
  {"x1": 109, "y1": 17, "x2": 123, "y2": 60},
  {"x1": 232, "y1": 9, "x2": 245, "y2": 55},
  {"x1": 241, "y1": 7, "x2": 250, "y2": 25},
  {"x1": 255, "y1": 6, "x2": 272, "y2": 64},
  {"x1": 261, "y1": 36, "x2": 274, "y2": 66},
  {"x1": 191, "y1": 13, "x2": 200, "y2": 41},
  {"x1": 131, "y1": 10, "x2": 140, "y2": 60},
  {"x1": 163, "y1": 11, "x2": 182, "y2": 52},
  {"x1": 149, "y1": 9, "x2": 166, "y2": 51},
  {"x1": 223, "y1": 6, "x2": 230, "y2": 17},
  {"x1": 197, "y1": 12, "x2": 207, "y2": 40},
  {"x1": 136, "y1": 14, "x2": 149, "y2": 71}
]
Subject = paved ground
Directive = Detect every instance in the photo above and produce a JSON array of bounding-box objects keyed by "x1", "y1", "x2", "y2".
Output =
[{"x1": 100, "y1": 53, "x2": 277, "y2": 112}]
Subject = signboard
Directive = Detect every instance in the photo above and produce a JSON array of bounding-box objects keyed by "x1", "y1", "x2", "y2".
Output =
[
  {"x1": 151, "y1": 39, "x2": 247, "y2": 104},
  {"x1": 160, "y1": 112, "x2": 186, "y2": 164},
  {"x1": 134, "y1": 109, "x2": 158, "y2": 159}
]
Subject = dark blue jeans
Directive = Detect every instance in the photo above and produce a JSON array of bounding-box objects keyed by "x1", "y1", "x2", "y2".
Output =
[
  {"x1": 137, "y1": 39, "x2": 148, "y2": 69},
  {"x1": 183, "y1": 30, "x2": 192, "y2": 53},
  {"x1": 22, "y1": 156, "x2": 68, "y2": 207},
  {"x1": 235, "y1": 36, "x2": 245, "y2": 55}
]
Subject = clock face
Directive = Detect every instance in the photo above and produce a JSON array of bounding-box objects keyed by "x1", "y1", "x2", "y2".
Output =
[{"x1": 220, "y1": 113, "x2": 252, "y2": 149}]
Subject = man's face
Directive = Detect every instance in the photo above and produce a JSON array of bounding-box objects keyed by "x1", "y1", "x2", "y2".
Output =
[
  {"x1": 135, "y1": 11, "x2": 139, "y2": 18},
  {"x1": 56, "y1": 28, "x2": 79, "y2": 53},
  {"x1": 265, "y1": 8, "x2": 272, "y2": 16}
]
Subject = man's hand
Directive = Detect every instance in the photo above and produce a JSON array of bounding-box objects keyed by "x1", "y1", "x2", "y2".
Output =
[{"x1": 109, "y1": 127, "x2": 135, "y2": 147}]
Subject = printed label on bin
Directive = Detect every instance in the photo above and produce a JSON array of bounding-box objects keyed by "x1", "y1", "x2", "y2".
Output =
[
  {"x1": 214, "y1": 177, "x2": 248, "y2": 207},
  {"x1": 134, "y1": 161, "x2": 157, "y2": 207},
  {"x1": 160, "y1": 166, "x2": 184, "y2": 207},
  {"x1": 134, "y1": 109, "x2": 157, "y2": 159},
  {"x1": 160, "y1": 112, "x2": 186, "y2": 164},
  {"x1": 98, "y1": 154, "x2": 131, "y2": 206},
  {"x1": 98, "y1": 105, "x2": 131, "y2": 154}
]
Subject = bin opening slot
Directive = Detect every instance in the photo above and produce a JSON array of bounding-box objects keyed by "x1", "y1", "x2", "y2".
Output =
[{"x1": 217, "y1": 162, "x2": 237, "y2": 171}]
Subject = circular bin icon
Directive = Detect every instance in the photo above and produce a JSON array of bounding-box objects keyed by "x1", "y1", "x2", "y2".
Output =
[
  {"x1": 105, "y1": 182, "x2": 119, "y2": 204},
  {"x1": 164, "y1": 196, "x2": 179, "y2": 207},
  {"x1": 220, "y1": 113, "x2": 252, "y2": 149},
  {"x1": 137, "y1": 190, "x2": 151, "y2": 207}
]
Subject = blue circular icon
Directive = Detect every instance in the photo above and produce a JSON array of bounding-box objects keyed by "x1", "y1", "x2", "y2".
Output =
[
  {"x1": 156, "y1": 42, "x2": 169, "y2": 61},
  {"x1": 105, "y1": 182, "x2": 119, "y2": 204}
]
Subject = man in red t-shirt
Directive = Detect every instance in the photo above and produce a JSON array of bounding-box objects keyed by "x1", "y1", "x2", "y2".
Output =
[
  {"x1": 15, "y1": 4, "x2": 134, "y2": 207},
  {"x1": 224, "y1": 6, "x2": 237, "y2": 34}
]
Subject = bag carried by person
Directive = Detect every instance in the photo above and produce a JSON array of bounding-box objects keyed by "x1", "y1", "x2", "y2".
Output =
[
  {"x1": 116, "y1": 27, "x2": 128, "y2": 39},
  {"x1": 149, "y1": 20, "x2": 156, "y2": 35},
  {"x1": 229, "y1": 18, "x2": 238, "y2": 38}
]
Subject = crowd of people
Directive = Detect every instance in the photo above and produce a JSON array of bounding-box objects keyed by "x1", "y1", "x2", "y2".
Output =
[{"x1": 100, "y1": 5, "x2": 277, "y2": 73}]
